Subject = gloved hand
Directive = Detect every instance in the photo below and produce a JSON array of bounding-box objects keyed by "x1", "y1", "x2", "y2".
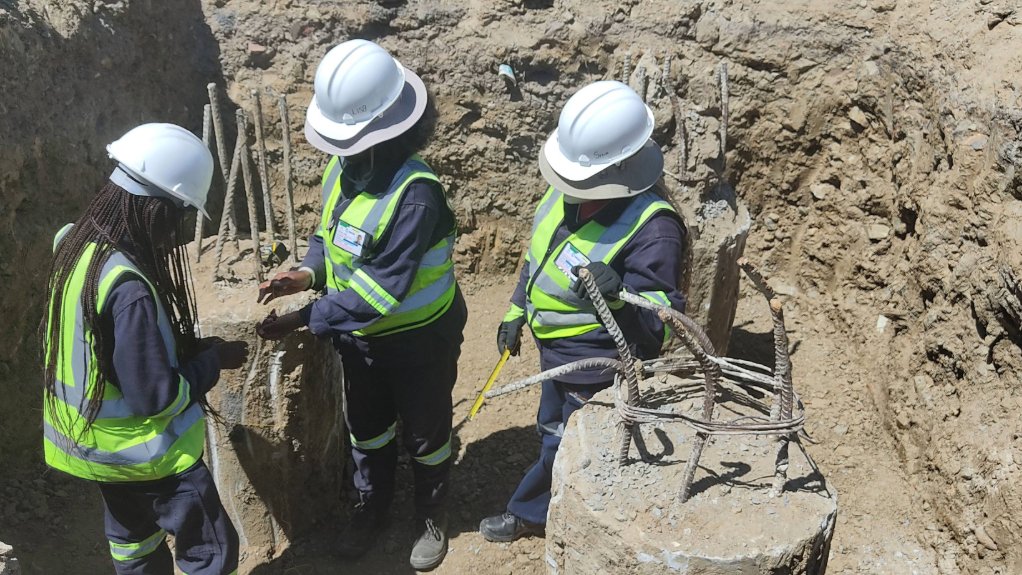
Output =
[
  {"x1": 571, "y1": 262, "x2": 622, "y2": 301},
  {"x1": 496, "y1": 316, "x2": 526, "y2": 356}
]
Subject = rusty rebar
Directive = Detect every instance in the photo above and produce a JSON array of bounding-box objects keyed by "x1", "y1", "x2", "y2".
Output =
[
  {"x1": 637, "y1": 66, "x2": 648, "y2": 102},
  {"x1": 670, "y1": 94, "x2": 688, "y2": 176},
  {"x1": 578, "y1": 268, "x2": 640, "y2": 465},
  {"x1": 659, "y1": 50, "x2": 672, "y2": 97},
  {"x1": 252, "y1": 89, "x2": 276, "y2": 238},
  {"x1": 486, "y1": 358, "x2": 625, "y2": 398},
  {"x1": 207, "y1": 83, "x2": 238, "y2": 250},
  {"x1": 212, "y1": 119, "x2": 245, "y2": 281},
  {"x1": 193, "y1": 103, "x2": 212, "y2": 263},
  {"x1": 237, "y1": 109, "x2": 264, "y2": 283},
  {"x1": 622, "y1": 51, "x2": 632, "y2": 85},
  {"x1": 278, "y1": 95, "x2": 298, "y2": 260},
  {"x1": 738, "y1": 257, "x2": 795, "y2": 497},
  {"x1": 719, "y1": 61, "x2": 729, "y2": 169}
]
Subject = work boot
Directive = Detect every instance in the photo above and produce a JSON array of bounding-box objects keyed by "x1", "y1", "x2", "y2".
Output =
[
  {"x1": 479, "y1": 512, "x2": 544, "y2": 543},
  {"x1": 337, "y1": 501, "x2": 389, "y2": 558},
  {"x1": 409, "y1": 512, "x2": 448, "y2": 571}
]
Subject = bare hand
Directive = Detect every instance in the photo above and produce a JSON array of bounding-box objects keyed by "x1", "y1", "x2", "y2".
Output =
[
  {"x1": 256, "y1": 310, "x2": 305, "y2": 340},
  {"x1": 257, "y1": 270, "x2": 313, "y2": 304},
  {"x1": 215, "y1": 340, "x2": 249, "y2": 370}
]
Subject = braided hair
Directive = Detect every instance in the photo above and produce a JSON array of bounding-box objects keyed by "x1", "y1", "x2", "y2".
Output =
[{"x1": 42, "y1": 182, "x2": 200, "y2": 436}]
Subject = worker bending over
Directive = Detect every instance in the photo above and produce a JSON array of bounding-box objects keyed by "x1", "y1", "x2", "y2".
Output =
[
  {"x1": 256, "y1": 39, "x2": 466, "y2": 571},
  {"x1": 41, "y1": 124, "x2": 248, "y2": 575},
  {"x1": 480, "y1": 81, "x2": 687, "y2": 542}
]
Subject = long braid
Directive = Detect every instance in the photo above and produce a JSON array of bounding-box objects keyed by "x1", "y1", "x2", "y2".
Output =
[{"x1": 42, "y1": 183, "x2": 201, "y2": 438}]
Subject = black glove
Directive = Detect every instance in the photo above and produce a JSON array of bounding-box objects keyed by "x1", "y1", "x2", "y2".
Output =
[
  {"x1": 496, "y1": 316, "x2": 526, "y2": 356},
  {"x1": 571, "y1": 262, "x2": 622, "y2": 301}
]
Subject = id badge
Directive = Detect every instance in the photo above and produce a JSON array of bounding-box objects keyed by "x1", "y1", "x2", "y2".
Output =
[
  {"x1": 332, "y1": 221, "x2": 371, "y2": 257},
  {"x1": 553, "y1": 242, "x2": 591, "y2": 281}
]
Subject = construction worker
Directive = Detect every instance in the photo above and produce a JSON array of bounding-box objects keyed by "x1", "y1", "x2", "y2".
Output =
[
  {"x1": 480, "y1": 81, "x2": 687, "y2": 541},
  {"x1": 255, "y1": 39, "x2": 466, "y2": 570},
  {"x1": 41, "y1": 123, "x2": 248, "y2": 575}
]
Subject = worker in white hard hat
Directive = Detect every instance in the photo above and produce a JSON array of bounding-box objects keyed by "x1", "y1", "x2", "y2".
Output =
[
  {"x1": 255, "y1": 39, "x2": 466, "y2": 569},
  {"x1": 480, "y1": 81, "x2": 687, "y2": 542},
  {"x1": 41, "y1": 123, "x2": 249, "y2": 575}
]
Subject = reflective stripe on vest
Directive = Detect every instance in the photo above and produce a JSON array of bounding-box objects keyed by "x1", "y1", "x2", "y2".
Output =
[
  {"x1": 525, "y1": 187, "x2": 677, "y2": 339},
  {"x1": 43, "y1": 240, "x2": 205, "y2": 482},
  {"x1": 318, "y1": 156, "x2": 457, "y2": 337}
]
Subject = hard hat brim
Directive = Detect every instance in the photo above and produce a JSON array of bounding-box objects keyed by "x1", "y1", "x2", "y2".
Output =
[
  {"x1": 539, "y1": 139, "x2": 664, "y2": 200},
  {"x1": 304, "y1": 68, "x2": 428, "y2": 157}
]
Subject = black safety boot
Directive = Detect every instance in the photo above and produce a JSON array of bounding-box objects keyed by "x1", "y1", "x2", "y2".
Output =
[
  {"x1": 479, "y1": 512, "x2": 545, "y2": 543},
  {"x1": 409, "y1": 511, "x2": 448, "y2": 571},
  {"x1": 337, "y1": 501, "x2": 389, "y2": 558}
]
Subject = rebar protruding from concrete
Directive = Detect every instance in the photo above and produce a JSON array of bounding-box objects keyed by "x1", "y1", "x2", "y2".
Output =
[
  {"x1": 207, "y1": 83, "x2": 238, "y2": 249},
  {"x1": 212, "y1": 119, "x2": 245, "y2": 281},
  {"x1": 719, "y1": 61, "x2": 729, "y2": 169},
  {"x1": 670, "y1": 94, "x2": 688, "y2": 177},
  {"x1": 237, "y1": 108, "x2": 264, "y2": 283},
  {"x1": 252, "y1": 89, "x2": 276, "y2": 238},
  {"x1": 660, "y1": 50, "x2": 672, "y2": 96},
  {"x1": 578, "y1": 267, "x2": 640, "y2": 466},
  {"x1": 278, "y1": 95, "x2": 298, "y2": 260},
  {"x1": 637, "y1": 66, "x2": 648, "y2": 102},
  {"x1": 657, "y1": 306, "x2": 723, "y2": 503},
  {"x1": 622, "y1": 51, "x2": 632, "y2": 85},
  {"x1": 194, "y1": 103, "x2": 213, "y2": 263},
  {"x1": 486, "y1": 358, "x2": 625, "y2": 399},
  {"x1": 738, "y1": 257, "x2": 795, "y2": 497}
]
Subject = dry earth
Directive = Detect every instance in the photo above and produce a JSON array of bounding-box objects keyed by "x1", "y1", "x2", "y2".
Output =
[{"x1": 2, "y1": 0, "x2": 1022, "y2": 574}]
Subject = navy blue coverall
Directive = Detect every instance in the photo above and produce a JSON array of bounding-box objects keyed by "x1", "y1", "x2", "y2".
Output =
[
  {"x1": 506, "y1": 199, "x2": 686, "y2": 525},
  {"x1": 297, "y1": 155, "x2": 467, "y2": 516}
]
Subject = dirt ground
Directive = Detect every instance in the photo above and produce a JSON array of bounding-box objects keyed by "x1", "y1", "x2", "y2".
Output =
[{"x1": 4, "y1": 0, "x2": 1022, "y2": 573}]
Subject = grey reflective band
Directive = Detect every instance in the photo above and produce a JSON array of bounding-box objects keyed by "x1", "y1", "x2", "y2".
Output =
[{"x1": 44, "y1": 403, "x2": 203, "y2": 466}]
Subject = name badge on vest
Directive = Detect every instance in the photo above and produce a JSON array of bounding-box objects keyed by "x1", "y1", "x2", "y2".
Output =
[
  {"x1": 332, "y1": 221, "x2": 372, "y2": 258},
  {"x1": 554, "y1": 242, "x2": 591, "y2": 281}
]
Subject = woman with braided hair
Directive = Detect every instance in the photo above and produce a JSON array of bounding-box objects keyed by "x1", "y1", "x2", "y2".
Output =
[{"x1": 42, "y1": 123, "x2": 247, "y2": 575}]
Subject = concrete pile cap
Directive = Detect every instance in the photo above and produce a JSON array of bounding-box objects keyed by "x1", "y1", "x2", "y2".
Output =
[{"x1": 547, "y1": 383, "x2": 837, "y2": 575}]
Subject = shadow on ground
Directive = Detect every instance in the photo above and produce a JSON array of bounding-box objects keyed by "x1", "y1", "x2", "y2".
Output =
[{"x1": 249, "y1": 424, "x2": 536, "y2": 574}]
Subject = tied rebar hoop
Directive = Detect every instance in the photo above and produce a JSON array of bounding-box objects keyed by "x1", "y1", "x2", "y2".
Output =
[{"x1": 485, "y1": 259, "x2": 814, "y2": 503}]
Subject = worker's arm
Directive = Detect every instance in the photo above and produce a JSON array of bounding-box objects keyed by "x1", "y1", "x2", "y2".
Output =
[
  {"x1": 611, "y1": 212, "x2": 687, "y2": 354},
  {"x1": 298, "y1": 233, "x2": 327, "y2": 291},
  {"x1": 107, "y1": 279, "x2": 220, "y2": 418},
  {"x1": 300, "y1": 180, "x2": 445, "y2": 336},
  {"x1": 506, "y1": 260, "x2": 529, "y2": 319}
]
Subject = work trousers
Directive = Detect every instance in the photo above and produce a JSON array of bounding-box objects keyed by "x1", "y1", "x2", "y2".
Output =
[
  {"x1": 507, "y1": 379, "x2": 612, "y2": 525},
  {"x1": 97, "y1": 460, "x2": 239, "y2": 575},
  {"x1": 338, "y1": 300, "x2": 465, "y2": 516}
]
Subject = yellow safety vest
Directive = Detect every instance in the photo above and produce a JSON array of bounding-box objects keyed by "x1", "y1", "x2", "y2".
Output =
[{"x1": 318, "y1": 155, "x2": 457, "y2": 337}]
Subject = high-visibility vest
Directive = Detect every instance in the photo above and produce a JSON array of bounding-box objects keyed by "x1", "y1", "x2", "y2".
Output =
[
  {"x1": 318, "y1": 155, "x2": 457, "y2": 337},
  {"x1": 522, "y1": 187, "x2": 677, "y2": 340},
  {"x1": 43, "y1": 226, "x2": 205, "y2": 482}
]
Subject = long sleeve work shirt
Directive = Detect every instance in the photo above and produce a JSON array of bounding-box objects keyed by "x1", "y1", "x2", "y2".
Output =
[{"x1": 510, "y1": 198, "x2": 687, "y2": 384}]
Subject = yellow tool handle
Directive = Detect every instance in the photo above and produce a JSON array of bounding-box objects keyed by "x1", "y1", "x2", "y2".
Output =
[{"x1": 468, "y1": 349, "x2": 512, "y2": 420}]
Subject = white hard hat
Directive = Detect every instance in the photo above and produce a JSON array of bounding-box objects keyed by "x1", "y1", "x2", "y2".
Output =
[
  {"x1": 107, "y1": 123, "x2": 214, "y2": 219},
  {"x1": 542, "y1": 80, "x2": 655, "y2": 182},
  {"x1": 305, "y1": 40, "x2": 427, "y2": 157}
]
